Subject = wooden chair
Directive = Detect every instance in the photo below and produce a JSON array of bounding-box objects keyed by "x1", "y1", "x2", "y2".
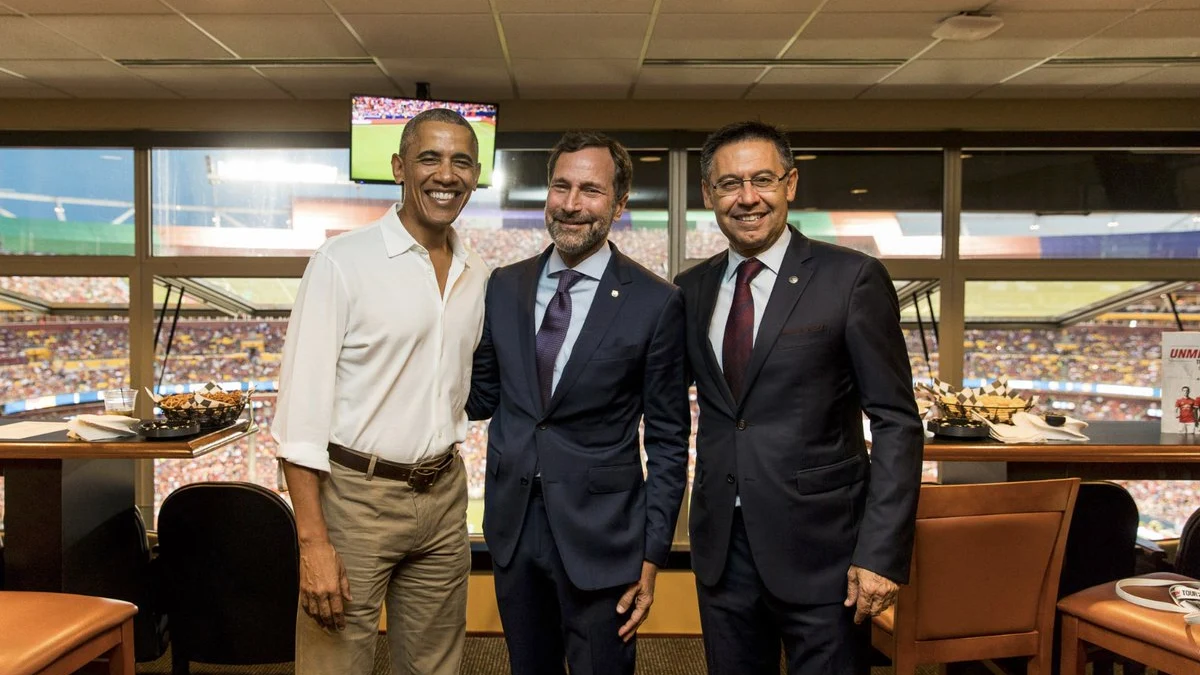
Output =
[
  {"x1": 872, "y1": 478, "x2": 1080, "y2": 675},
  {"x1": 1058, "y1": 571, "x2": 1200, "y2": 675},
  {"x1": 0, "y1": 591, "x2": 137, "y2": 675}
]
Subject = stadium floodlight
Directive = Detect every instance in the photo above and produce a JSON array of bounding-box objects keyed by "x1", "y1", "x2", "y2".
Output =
[{"x1": 212, "y1": 158, "x2": 340, "y2": 185}]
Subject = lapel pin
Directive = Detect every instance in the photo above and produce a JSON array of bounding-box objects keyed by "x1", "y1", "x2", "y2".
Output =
[
  {"x1": 788, "y1": 276, "x2": 799, "y2": 284},
  {"x1": 611, "y1": 289, "x2": 620, "y2": 297}
]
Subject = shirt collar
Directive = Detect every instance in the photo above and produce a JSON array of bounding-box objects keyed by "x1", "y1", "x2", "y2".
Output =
[
  {"x1": 545, "y1": 241, "x2": 612, "y2": 281},
  {"x1": 724, "y1": 226, "x2": 791, "y2": 281},
  {"x1": 382, "y1": 203, "x2": 471, "y2": 266}
]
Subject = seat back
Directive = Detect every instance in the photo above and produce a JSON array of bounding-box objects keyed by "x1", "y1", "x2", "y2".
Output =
[
  {"x1": 1058, "y1": 481, "x2": 1139, "y2": 598},
  {"x1": 1176, "y1": 506, "x2": 1200, "y2": 579},
  {"x1": 898, "y1": 479, "x2": 1078, "y2": 644},
  {"x1": 157, "y1": 482, "x2": 298, "y2": 667}
]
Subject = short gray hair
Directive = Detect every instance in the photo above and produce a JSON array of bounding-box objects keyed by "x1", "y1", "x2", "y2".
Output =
[{"x1": 398, "y1": 108, "x2": 479, "y2": 159}]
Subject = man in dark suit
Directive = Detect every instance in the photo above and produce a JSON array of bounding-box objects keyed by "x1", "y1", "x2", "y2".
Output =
[
  {"x1": 674, "y1": 121, "x2": 924, "y2": 675},
  {"x1": 468, "y1": 131, "x2": 690, "y2": 675}
]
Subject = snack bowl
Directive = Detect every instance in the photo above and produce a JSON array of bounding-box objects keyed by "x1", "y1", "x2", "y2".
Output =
[
  {"x1": 157, "y1": 390, "x2": 248, "y2": 430},
  {"x1": 939, "y1": 400, "x2": 1033, "y2": 424}
]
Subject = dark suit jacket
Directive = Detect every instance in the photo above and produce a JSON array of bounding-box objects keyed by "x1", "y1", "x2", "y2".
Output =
[
  {"x1": 468, "y1": 242, "x2": 690, "y2": 591},
  {"x1": 674, "y1": 228, "x2": 923, "y2": 606}
]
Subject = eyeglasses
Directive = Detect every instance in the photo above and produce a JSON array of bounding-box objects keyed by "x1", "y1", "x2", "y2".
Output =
[{"x1": 709, "y1": 171, "x2": 791, "y2": 197}]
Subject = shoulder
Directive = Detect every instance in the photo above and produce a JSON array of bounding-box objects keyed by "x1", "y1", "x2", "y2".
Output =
[
  {"x1": 315, "y1": 218, "x2": 385, "y2": 263},
  {"x1": 673, "y1": 250, "x2": 725, "y2": 289},
  {"x1": 807, "y1": 237, "x2": 878, "y2": 270},
  {"x1": 613, "y1": 251, "x2": 678, "y2": 301}
]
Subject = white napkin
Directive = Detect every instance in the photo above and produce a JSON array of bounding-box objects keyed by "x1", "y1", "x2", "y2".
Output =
[
  {"x1": 66, "y1": 414, "x2": 141, "y2": 441},
  {"x1": 977, "y1": 411, "x2": 1089, "y2": 444}
]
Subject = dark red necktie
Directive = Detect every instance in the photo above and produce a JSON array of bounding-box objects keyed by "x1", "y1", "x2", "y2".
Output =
[{"x1": 722, "y1": 258, "x2": 765, "y2": 401}]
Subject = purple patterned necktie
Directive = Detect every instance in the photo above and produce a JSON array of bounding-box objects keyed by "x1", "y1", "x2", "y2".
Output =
[
  {"x1": 723, "y1": 258, "x2": 765, "y2": 401},
  {"x1": 535, "y1": 269, "x2": 584, "y2": 406}
]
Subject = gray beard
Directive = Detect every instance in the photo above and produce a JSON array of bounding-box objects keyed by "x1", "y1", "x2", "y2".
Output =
[{"x1": 547, "y1": 219, "x2": 611, "y2": 259}]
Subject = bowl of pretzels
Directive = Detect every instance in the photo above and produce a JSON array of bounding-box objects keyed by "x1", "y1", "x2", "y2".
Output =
[{"x1": 154, "y1": 385, "x2": 250, "y2": 430}]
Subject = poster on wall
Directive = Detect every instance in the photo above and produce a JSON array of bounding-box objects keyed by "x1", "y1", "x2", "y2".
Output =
[{"x1": 1161, "y1": 332, "x2": 1200, "y2": 435}]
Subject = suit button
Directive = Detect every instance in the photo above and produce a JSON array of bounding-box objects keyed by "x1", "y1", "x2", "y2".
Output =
[
  {"x1": 520, "y1": 477, "x2": 529, "y2": 486},
  {"x1": 537, "y1": 424, "x2": 548, "y2": 430},
  {"x1": 726, "y1": 474, "x2": 735, "y2": 484},
  {"x1": 736, "y1": 419, "x2": 747, "y2": 430}
]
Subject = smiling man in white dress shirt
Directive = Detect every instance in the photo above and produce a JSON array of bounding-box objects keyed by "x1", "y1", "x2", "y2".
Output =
[{"x1": 272, "y1": 108, "x2": 488, "y2": 675}]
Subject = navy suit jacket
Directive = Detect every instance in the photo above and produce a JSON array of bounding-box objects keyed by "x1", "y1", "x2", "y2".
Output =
[
  {"x1": 468, "y1": 242, "x2": 690, "y2": 591},
  {"x1": 674, "y1": 229, "x2": 924, "y2": 605}
]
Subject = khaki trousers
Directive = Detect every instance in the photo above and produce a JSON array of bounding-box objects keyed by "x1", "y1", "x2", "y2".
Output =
[{"x1": 296, "y1": 454, "x2": 470, "y2": 675}]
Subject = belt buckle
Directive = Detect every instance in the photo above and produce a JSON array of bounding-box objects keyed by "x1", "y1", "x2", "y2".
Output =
[{"x1": 408, "y1": 466, "x2": 438, "y2": 492}]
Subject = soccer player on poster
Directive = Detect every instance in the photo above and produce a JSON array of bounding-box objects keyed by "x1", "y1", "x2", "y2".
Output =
[{"x1": 1177, "y1": 386, "x2": 1198, "y2": 434}]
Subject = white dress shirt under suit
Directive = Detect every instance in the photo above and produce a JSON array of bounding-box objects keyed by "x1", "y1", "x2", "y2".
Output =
[{"x1": 272, "y1": 205, "x2": 487, "y2": 473}]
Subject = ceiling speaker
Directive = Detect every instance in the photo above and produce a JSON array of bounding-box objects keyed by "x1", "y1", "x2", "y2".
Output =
[{"x1": 932, "y1": 13, "x2": 1004, "y2": 41}]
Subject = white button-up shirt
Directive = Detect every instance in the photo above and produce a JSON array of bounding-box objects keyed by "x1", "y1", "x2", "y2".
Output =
[{"x1": 272, "y1": 205, "x2": 487, "y2": 472}]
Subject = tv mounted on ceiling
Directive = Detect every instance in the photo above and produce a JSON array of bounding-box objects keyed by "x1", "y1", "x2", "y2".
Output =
[{"x1": 349, "y1": 94, "x2": 499, "y2": 187}]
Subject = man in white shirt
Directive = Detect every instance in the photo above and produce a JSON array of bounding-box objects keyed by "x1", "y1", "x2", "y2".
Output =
[{"x1": 272, "y1": 108, "x2": 488, "y2": 675}]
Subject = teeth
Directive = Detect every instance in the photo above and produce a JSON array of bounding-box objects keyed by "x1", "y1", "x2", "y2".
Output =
[
  {"x1": 736, "y1": 215, "x2": 762, "y2": 222},
  {"x1": 429, "y1": 191, "x2": 455, "y2": 200}
]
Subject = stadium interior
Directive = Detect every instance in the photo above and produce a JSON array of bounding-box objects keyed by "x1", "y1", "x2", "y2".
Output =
[{"x1": 1, "y1": 0, "x2": 1198, "y2": 673}]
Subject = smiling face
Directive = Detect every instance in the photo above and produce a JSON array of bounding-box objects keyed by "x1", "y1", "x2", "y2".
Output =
[
  {"x1": 702, "y1": 138, "x2": 798, "y2": 258},
  {"x1": 391, "y1": 121, "x2": 480, "y2": 232},
  {"x1": 544, "y1": 146, "x2": 627, "y2": 266}
]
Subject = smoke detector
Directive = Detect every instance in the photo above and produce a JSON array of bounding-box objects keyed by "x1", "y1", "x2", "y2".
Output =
[{"x1": 932, "y1": 13, "x2": 1004, "y2": 41}]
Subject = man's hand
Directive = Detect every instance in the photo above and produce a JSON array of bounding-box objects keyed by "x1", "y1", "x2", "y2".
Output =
[
  {"x1": 616, "y1": 561, "x2": 658, "y2": 642},
  {"x1": 298, "y1": 539, "x2": 353, "y2": 631},
  {"x1": 844, "y1": 565, "x2": 898, "y2": 624}
]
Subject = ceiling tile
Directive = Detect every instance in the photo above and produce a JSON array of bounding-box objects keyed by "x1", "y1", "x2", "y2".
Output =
[
  {"x1": 378, "y1": 58, "x2": 513, "y2": 100},
  {"x1": 35, "y1": 15, "x2": 231, "y2": 60},
  {"x1": 660, "y1": 0, "x2": 822, "y2": 12},
  {"x1": 0, "y1": 86, "x2": 72, "y2": 98},
  {"x1": 343, "y1": 14, "x2": 502, "y2": 59},
  {"x1": 758, "y1": 66, "x2": 894, "y2": 86},
  {"x1": 1064, "y1": 10, "x2": 1200, "y2": 57},
  {"x1": 987, "y1": 0, "x2": 1149, "y2": 9},
  {"x1": 784, "y1": 12, "x2": 943, "y2": 59},
  {"x1": 188, "y1": 15, "x2": 365, "y2": 58},
  {"x1": 824, "y1": 0, "x2": 977, "y2": 9},
  {"x1": 883, "y1": 59, "x2": 1040, "y2": 85},
  {"x1": 0, "y1": 58, "x2": 178, "y2": 97},
  {"x1": 923, "y1": 11, "x2": 1132, "y2": 60},
  {"x1": 1153, "y1": 0, "x2": 1200, "y2": 7},
  {"x1": 513, "y1": 58, "x2": 636, "y2": 98},
  {"x1": 260, "y1": 65, "x2": 398, "y2": 99},
  {"x1": 497, "y1": 0, "x2": 655, "y2": 11},
  {"x1": 1001, "y1": 64, "x2": 1159, "y2": 86},
  {"x1": 632, "y1": 66, "x2": 761, "y2": 99},
  {"x1": 329, "y1": 0, "x2": 491, "y2": 12},
  {"x1": 4, "y1": 0, "x2": 171, "y2": 13},
  {"x1": 128, "y1": 67, "x2": 292, "y2": 98},
  {"x1": 0, "y1": 17, "x2": 101, "y2": 59},
  {"x1": 974, "y1": 84, "x2": 1107, "y2": 99},
  {"x1": 1121, "y1": 65, "x2": 1200, "y2": 85},
  {"x1": 647, "y1": 14, "x2": 810, "y2": 60},
  {"x1": 745, "y1": 83, "x2": 870, "y2": 99},
  {"x1": 1088, "y1": 82, "x2": 1200, "y2": 98},
  {"x1": 857, "y1": 84, "x2": 990, "y2": 99},
  {"x1": 501, "y1": 14, "x2": 647, "y2": 59},
  {"x1": 171, "y1": 0, "x2": 335, "y2": 13}
]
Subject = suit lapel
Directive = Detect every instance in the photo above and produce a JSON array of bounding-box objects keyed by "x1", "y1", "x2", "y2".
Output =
[
  {"x1": 543, "y1": 242, "x2": 631, "y2": 417},
  {"x1": 738, "y1": 230, "x2": 814, "y2": 406},
  {"x1": 696, "y1": 252, "x2": 737, "y2": 414},
  {"x1": 519, "y1": 246, "x2": 553, "y2": 413}
]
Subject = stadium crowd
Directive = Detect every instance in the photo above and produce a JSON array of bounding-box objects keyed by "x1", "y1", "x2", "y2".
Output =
[{"x1": 352, "y1": 97, "x2": 497, "y2": 123}]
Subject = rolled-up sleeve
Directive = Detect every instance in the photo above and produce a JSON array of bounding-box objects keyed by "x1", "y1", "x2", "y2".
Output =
[{"x1": 271, "y1": 251, "x2": 349, "y2": 473}]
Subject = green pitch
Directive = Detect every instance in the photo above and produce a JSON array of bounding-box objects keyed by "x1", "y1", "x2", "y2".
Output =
[{"x1": 350, "y1": 122, "x2": 496, "y2": 186}]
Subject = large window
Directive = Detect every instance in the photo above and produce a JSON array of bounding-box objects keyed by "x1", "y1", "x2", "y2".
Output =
[
  {"x1": 0, "y1": 149, "x2": 135, "y2": 256},
  {"x1": 961, "y1": 151, "x2": 1200, "y2": 259},
  {"x1": 685, "y1": 149, "x2": 943, "y2": 261}
]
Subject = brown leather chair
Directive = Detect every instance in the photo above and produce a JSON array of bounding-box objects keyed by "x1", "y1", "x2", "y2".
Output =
[
  {"x1": 0, "y1": 591, "x2": 137, "y2": 675},
  {"x1": 1058, "y1": 571, "x2": 1200, "y2": 675},
  {"x1": 872, "y1": 478, "x2": 1080, "y2": 675}
]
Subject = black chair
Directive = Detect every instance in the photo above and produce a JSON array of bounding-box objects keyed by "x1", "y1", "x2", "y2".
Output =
[
  {"x1": 1058, "y1": 481, "x2": 1139, "y2": 598},
  {"x1": 156, "y1": 482, "x2": 299, "y2": 675},
  {"x1": 1176, "y1": 506, "x2": 1200, "y2": 579}
]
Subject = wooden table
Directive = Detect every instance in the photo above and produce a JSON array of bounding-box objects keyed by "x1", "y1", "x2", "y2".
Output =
[
  {"x1": 0, "y1": 419, "x2": 256, "y2": 592},
  {"x1": 925, "y1": 421, "x2": 1200, "y2": 483}
]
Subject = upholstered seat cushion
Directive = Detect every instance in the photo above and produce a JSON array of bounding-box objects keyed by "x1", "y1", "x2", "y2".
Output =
[
  {"x1": 0, "y1": 591, "x2": 137, "y2": 675},
  {"x1": 1056, "y1": 572, "x2": 1200, "y2": 660}
]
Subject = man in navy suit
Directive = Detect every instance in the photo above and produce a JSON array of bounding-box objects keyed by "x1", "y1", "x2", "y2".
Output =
[
  {"x1": 674, "y1": 121, "x2": 924, "y2": 675},
  {"x1": 468, "y1": 131, "x2": 690, "y2": 675}
]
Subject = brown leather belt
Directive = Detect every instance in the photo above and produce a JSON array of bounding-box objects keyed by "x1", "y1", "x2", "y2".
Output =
[{"x1": 327, "y1": 443, "x2": 456, "y2": 492}]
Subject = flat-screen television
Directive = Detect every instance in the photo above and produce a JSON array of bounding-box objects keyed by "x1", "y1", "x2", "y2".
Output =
[{"x1": 350, "y1": 95, "x2": 499, "y2": 187}]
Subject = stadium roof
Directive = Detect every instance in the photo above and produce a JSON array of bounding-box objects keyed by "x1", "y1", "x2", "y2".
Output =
[{"x1": 0, "y1": 1, "x2": 1197, "y2": 100}]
